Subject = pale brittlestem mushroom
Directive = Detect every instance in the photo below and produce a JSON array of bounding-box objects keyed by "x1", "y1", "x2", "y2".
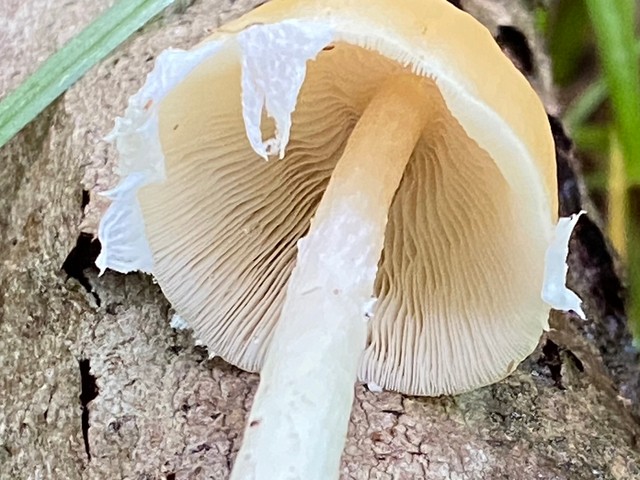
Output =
[{"x1": 96, "y1": 0, "x2": 585, "y2": 479}]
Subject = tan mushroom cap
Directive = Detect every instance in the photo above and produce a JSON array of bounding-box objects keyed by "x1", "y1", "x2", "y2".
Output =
[{"x1": 136, "y1": 0, "x2": 557, "y2": 395}]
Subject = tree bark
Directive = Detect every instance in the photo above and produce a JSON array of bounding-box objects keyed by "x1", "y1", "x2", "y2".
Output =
[{"x1": 1, "y1": 0, "x2": 639, "y2": 479}]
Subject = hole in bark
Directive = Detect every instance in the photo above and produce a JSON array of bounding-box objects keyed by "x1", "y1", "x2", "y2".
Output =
[
  {"x1": 549, "y1": 115, "x2": 583, "y2": 216},
  {"x1": 43, "y1": 391, "x2": 53, "y2": 421},
  {"x1": 166, "y1": 474, "x2": 176, "y2": 480},
  {"x1": 191, "y1": 443, "x2": 212, "y2": 453},
  {"x1": 62, "y1": 233, "x2": 101, "y2": 306},
  {"x1": 79, "y1": 359, "x2": 99, "y2": 460},
  {"x1": 446, "y1": 0, "x2": 463, "y2": 9},
  {"x1": 81, "y1": 190, "x2": 90, "y2": 210},
  {"x1": 105, "y1": 303, "x2": 118, "y2": 315},
  {"x1": 539, "y1": 340, "x2": 564, "y2": 389},
  {"x1": 194, "y1": 345, "x2": 209, "y2": 362},
  {"x1": 169, "y1": 345, "x2": 183, "y2": 355},
  {"x1": 381, "y1": 409, "x2": 402, "y2": 418},
  {"x1": 496, "y1": 25, "x2": 534, "y2": 75},
  {"x1": 108, "y1": 420, "x2": 121, "y2": 433}
]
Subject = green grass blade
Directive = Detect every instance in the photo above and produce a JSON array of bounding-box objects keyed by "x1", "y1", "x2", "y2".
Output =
[
  {"x1": 607, "y1": 133, "x2": 627, "y2": 259},
  {"x1": 585, "y1": 0, "x2": 640, "y2": 184},
  {"x1": 572, "y1": 124, "x2": 610, "y2": 154},
  {"x1": 0, "y1": 0, "x2": 175, "y2": 149},
  {"x1": 547, "y1": 0, "x2": 592, "y2": 86},
  {"x1": 563, "y1": 40, "x2": 640, "y2": 130},
  {"x1": 563, "y1": 81, "x2": 608, "y2": 131},
  {"x1": 586, "y1": 0, "x2": 640, "y2": 340}
]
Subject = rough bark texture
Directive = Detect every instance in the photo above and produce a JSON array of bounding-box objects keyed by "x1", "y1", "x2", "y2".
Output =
[{"x1": 1, "y1": 0, "x2": 639, "y2": 479}]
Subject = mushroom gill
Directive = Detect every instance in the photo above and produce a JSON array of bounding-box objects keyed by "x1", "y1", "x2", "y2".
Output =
[
  {"x1": 96, "y1": 1, "x2": 590, "y2": 478},
  {"x1": 138, "y1": 40, "x2": 550, "y2": 397}
]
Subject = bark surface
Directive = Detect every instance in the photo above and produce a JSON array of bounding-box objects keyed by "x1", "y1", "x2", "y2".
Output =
[{"x1": 1, "y1": 0, "x2": 639, "y2": 479}]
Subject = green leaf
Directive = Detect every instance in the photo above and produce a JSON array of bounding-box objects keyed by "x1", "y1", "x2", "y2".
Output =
[{"x1": 0, "y1": 0, "x2": 176, "y2": 149}]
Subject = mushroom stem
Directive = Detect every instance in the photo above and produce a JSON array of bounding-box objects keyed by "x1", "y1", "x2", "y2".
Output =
[{"x1": 231, "y1": 76, "x2": 430, "y2": 480}]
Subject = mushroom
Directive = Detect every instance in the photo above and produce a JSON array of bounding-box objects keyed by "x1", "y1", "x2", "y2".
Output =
[{"x1": 96, "y1": 0, "x2": 585, "y2": 478}]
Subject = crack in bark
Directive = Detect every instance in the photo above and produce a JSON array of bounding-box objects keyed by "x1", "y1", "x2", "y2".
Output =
[
  {"x1": 62, "y1": 233, "x2": 102, "y2": 306},
  {"x1": 79, "y1": 359, "x2": 99, "y2": 460},
  {"x1": 496, "y1": 25, "x2": 535, "y2": 75}
]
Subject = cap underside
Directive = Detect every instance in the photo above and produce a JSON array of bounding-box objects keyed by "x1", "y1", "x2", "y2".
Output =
[{"x1": 137, "y1": 39, "x2": 551, "y2": 396}]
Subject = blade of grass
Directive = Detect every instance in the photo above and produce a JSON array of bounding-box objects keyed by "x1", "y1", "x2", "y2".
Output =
[
  {"x1": 563, "y1": 81, "x2": 608, "y2": 131},
  {"x1": 533, "y1": 6, "x2": 549, "y2": 35},
  {"x1": 586, "y1": 0, "x2": 640, "y2": 340},
  {"x1": 608, "y1": 133, "x2": 626, "y2": 259},
  {"x1": 563, "y1": 40, "x2": 640, "y2": 130},
  {"x1": 572, "y1": 124, "x2": 610, "y2": 154},
  {"x1": 547, "y1": 0, "x2": 592, "y2": 86},
  {"x1": 585, "y1": 0, "x2": 640, "y2": 184},
  {"x1": 0, "y1": 0, "x2": 175, "y2": 149}
]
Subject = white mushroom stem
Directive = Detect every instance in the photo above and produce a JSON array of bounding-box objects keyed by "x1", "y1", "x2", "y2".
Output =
[{"x1": 231, "y1": 76, "x2": 430, "y2": 480}]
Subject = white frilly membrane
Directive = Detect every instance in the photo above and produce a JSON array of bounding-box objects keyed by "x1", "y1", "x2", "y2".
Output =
[
  {"x1": 97, "y1": 20, "x2": 331, "y2": 274},
  {"x1": 542, "y1": 210, "x2": 587, "y2": 320},
  {"x1": 96, "y1": 40, "x2": 226, "y2": 274},
  {"x1": 238, "y1": 21, "x2": 333, "y2": 159},
  {"x1": 97, "y1": 18, "x2": 585, "y2": 315}
]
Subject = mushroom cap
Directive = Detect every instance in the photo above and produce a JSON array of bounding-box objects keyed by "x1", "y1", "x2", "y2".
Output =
[{"x1": 100, "y1": 0, "x2": 570, "y2": 396}]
